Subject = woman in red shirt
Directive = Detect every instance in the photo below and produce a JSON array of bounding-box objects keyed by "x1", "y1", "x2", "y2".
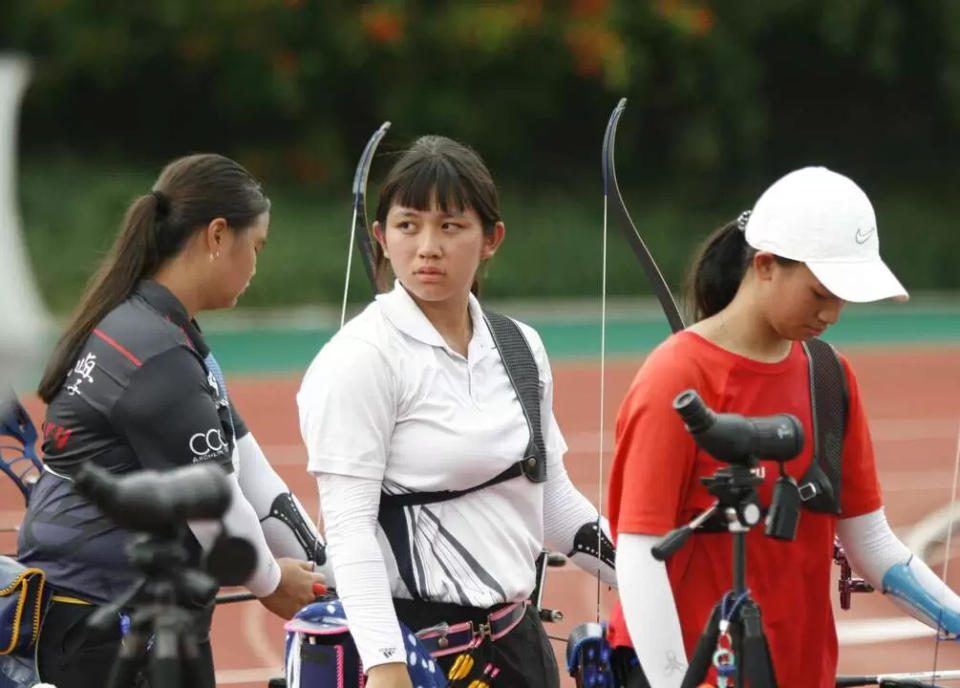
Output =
[{"x1": 607, "y1": 167, "x2": 960, "y2": 688}]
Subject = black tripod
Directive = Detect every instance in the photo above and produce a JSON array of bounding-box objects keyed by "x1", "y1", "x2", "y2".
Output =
[
  {"x1": 88, "y1": 531, "x2": 219, "y2": 688},
  {"x1": 651, "y1": 389, "x2": 805, "y2": 687},
  {"x1": 654, "y1": 464, "x2": 778, "y2": 688}
]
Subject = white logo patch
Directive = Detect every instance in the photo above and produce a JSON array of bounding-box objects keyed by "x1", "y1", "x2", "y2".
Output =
[{"x1": 189, "y1": 428, "x2": 227, "y2": 461}]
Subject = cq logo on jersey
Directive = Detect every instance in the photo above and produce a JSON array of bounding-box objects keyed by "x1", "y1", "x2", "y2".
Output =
[{"x1": 189, "y1": 428, "x2": 227, "y2": 460}]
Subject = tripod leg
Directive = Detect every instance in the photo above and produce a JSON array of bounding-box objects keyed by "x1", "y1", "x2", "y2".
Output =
[
  {"x1": 180, "y1": 629, "x2": 215, "y2": 688},
  {"x1": 740, "y1": 602, "x2": 777, "y2": 688},
  {"x1": 106, "y1": 631, "x2": 150, "y2": 688},
  {"x1": 680, "y1": 602, "x2": 722, "y2": 688},
  {"x1": 149, "y1": 623, "x2": 182, "y2": 688}
]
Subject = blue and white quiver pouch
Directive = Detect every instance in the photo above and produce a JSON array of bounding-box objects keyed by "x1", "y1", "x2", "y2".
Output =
[{"x1": 284, "y1": 598, "x2": 446, "y2": 687}]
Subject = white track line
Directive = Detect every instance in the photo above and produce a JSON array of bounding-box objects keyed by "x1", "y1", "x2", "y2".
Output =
[{"x1": 836, "y1": 617, "x2": 937, "y2": 645}]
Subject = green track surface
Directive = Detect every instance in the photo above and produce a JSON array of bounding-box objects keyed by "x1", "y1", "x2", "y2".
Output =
[{"x1": 206, "y1": 306, "x2": 960, "y2": 376}]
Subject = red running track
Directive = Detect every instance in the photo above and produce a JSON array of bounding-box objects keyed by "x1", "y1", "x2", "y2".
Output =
[{"x1": 2, "y1": 345, "x2": 959, "y2": 686}]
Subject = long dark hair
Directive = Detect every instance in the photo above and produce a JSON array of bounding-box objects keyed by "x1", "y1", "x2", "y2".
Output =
[
  {"x1": 373, "y1": 135, "x2": 501, "y2": 294},
  {"x1": 685, "y1": 217, "x2": 797, "y2": 321},
  {"x1": 38, "y1": 153, "x2": 270, "y2": 402}
]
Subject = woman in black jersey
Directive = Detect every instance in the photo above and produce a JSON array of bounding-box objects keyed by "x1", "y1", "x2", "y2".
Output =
[{"x1": 17, "y1": 154, "x2": 326, "y2": 688}]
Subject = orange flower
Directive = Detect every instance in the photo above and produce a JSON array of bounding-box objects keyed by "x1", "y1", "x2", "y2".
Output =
[
  {"x1": 361, "y1": 5, "x2": 404, "y2": 44},
  {"x1": 656, "y1": 0, "x2": 715, "y2": 36},
  {"x1": 570, "y1": 0, "x2": 609, "y2": 19},
  {"x1": 271, "y1": 50, "x2": 298, "y2": 77},
  {"x1": 565, "y1": 25, "x2": 627, "y2": 87}
]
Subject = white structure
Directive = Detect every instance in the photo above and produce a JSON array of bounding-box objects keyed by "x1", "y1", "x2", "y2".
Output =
[{"x1": 0, "y1": 54, "x2": 49, "y2": 390}]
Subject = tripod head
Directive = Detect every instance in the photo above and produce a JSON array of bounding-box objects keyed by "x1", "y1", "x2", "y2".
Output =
[{"x1": 652, "y1": 391, "x2": 806, "y2": 561}]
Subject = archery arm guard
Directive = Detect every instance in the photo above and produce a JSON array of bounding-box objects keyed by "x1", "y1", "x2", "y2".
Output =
[
  {"x1": 882, "y1": 557, "x2": 960, "y2": 637},
  {"x1": 261, "y1": 491, "x2": 328, "y2": 566},
  {"x1": 568, "y1": 519, "x2": 617, "y2": 586}
]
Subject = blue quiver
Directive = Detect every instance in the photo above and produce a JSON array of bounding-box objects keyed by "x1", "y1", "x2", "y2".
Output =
[{"x1": 566, "y1": 621, "x2": 614, "y2": 687}]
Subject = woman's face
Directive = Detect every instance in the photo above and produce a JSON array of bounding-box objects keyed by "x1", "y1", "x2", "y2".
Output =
[
  {"x1": 212, "y1": 211, "x2": 270, "y2": 308},
  {"x1": 375, "y1": 194, "x2": 503, "y2": 307},
  {"x1": 758, "y1": 257, "x2": 845, "y2": 340}
]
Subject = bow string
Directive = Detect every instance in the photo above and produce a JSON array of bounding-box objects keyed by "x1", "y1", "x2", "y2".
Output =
[{"x1": 596, "y1": 97, "x2": 687, "y2": 627}]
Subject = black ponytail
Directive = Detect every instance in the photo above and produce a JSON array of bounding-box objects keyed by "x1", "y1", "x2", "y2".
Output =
[
  {"x1": 685, "y1": 211, "x2": 802, "y2": 321},
  {"x1": 686, "y1": 219, "x2": 753, "y2": 321}
]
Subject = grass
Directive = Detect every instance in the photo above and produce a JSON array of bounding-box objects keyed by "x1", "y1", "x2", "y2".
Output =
[{"x1": 16, "y1": 156, "x2": 960, "y2": 314}]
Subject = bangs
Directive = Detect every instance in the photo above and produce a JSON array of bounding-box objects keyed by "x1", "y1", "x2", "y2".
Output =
[{"x1": 387, "y1": 155, "x2": 479, "y2": 217}]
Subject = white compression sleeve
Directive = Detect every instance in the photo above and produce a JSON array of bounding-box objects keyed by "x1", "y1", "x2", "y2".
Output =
[
  {"x1": 837, "y1": 508, "x2": 960, "y2": 630},
  {"x1": 235, "y1": 433, "x2": 333, "y2": 583},
  {"x1": 187, "y1": 466, "x2": 281, "y2": 598},
  {"x1": 543, "y1": 462, "x2": 616, "y2": 585},
  {"x1": 835, "y1": 508, "x2": 911, "y2": 584},
  {"x1": 317, "y1": 472, "x2": 406, "y2": 672},
  {"x1": 617, "y1": 533, "x2": 687, "y2": 688}
]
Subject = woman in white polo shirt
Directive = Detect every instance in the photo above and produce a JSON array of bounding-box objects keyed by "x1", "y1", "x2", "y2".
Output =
[{"x1": 298, "y1": 135, "x2": 616, "y2": 687}]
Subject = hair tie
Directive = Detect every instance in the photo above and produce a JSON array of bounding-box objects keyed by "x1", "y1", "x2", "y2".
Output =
[
  {"x1": 736, "y1": 209, "x2": 751, "y2": 232},
  {"x1": 150, "y1": 190, "x2": 170, "y2": 219}
]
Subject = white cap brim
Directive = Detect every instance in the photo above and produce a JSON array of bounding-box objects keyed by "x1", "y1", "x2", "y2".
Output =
[{"x1": 807, "y1": 258, "x2": 909, "y2": 303}]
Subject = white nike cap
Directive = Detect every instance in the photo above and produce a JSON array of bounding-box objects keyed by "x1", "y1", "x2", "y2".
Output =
[{"x1": 744, "y1": 166, "x2": 908, "y2": 303}]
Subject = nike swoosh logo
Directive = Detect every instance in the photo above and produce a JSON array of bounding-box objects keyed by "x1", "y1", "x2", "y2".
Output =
[{"x1": 855, "y1": 227, "x2": 876, "y2": 244}]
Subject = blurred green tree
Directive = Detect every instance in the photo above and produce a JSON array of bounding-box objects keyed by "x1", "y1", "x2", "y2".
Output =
[{"x1": 1, "y1": 0, "x2": 957, "y2": 186}]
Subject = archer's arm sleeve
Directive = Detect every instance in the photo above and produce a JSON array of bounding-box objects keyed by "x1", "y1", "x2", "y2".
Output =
[
  {"x1": 618, "y1": 533, "x2": 687, "y2": 688},
  {"x1": 187, "y1": 470, "x2": 282, "y2": 598},
  {"x1": 317, "y1": 472, "x2": 406, "y2": 671}
]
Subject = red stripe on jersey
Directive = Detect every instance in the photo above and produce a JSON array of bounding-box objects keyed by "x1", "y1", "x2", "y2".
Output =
[{"x1": 93, "y1": 329, "x2": 143, "y2": 367}]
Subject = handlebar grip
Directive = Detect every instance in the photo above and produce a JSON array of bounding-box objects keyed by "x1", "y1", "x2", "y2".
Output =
[{"x1": 651, "y1": 526, "x2": 692, "y2": 561}]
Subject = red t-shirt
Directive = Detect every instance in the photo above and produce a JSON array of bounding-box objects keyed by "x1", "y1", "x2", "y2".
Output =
[{"x1": 606, "y1": 332, "x2": 882, "y2": 688}]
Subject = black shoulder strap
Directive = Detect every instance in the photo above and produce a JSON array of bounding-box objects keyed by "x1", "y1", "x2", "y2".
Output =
[
  {"x1": 798, "y1": 338, "x2": 848, "y2": 514},
  {"x1": 378, "y1": 309, "x2": 546, "y2": 513},
  {"x1": 482, "y1": 309, "x2": 547, "y2": 483}
]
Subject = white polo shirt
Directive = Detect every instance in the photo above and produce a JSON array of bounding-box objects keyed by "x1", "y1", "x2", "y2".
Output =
[{"x1": 298, "y1": 281, "x2": 567, "y2": 607}]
